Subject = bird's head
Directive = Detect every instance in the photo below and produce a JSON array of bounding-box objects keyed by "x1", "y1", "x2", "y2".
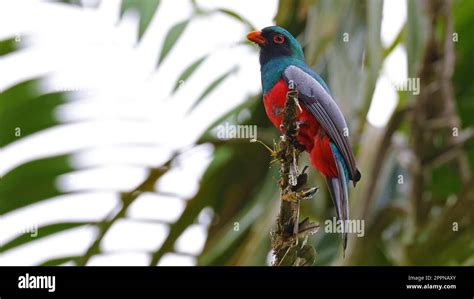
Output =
[{"x1": 246, "y1": 26, "x2": 304, "y2": 66}]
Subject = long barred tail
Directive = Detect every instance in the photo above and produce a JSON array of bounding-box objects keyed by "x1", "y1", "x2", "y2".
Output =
[{"x1": 325, "y1": 156, "x2": 350, "y2": 256}]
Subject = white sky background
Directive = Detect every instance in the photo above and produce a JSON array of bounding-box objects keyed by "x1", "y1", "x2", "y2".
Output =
[
  {"x1": 368, "y1": 0, "x2": 407, "y2": 127},
  {"x1": 0, "y1": 0, "x2": 406, "y2": 266}
]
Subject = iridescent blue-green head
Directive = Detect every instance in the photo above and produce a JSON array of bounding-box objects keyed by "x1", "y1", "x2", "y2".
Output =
[{"x1": 246, "y1": 26, "x2": 304, "y2": 66}]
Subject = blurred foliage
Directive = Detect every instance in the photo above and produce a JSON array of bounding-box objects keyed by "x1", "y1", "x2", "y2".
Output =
[
  {"x1": 0, "y1": 0, "x2": 244, "y2": 265},
  {"x1": 120, "y1": 0, "x2": 161, "y2": 41},
  {"x1": 453, "y1": 0, "x2": 474, "y2": 169},
  {"x1": 1, "y1": 0, "x2": 474, "y2": 266},
  {"x1": 0, "y1": 37, "x2": 18, "y2": 56}
]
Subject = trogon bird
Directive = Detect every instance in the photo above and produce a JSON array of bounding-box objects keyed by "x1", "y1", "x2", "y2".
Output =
[{"x1": 247, "y1": 26, "x2": 361, "y2": 252}]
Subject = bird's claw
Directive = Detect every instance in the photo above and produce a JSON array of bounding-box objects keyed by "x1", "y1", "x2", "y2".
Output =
[
  {"x1": 297, "y1": 187, "x2": 319, "y2": 200},
  {"x1": 291, "y1": 165, "x2": 309, "y2": 191}
]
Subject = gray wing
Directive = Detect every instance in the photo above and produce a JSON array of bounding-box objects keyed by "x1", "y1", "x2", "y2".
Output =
[{"x1": 283, "y1": 65, "x2": 361, "y2": 184}]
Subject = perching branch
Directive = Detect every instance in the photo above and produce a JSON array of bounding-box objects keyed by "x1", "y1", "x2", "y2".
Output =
[{"x1": 271, "y1": 89, "x2": 319, "y2": 266}]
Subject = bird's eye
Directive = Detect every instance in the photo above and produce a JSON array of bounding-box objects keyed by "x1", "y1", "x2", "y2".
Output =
[{"x1": 273, "y1": 34, "x2": 285, "y2": 44}]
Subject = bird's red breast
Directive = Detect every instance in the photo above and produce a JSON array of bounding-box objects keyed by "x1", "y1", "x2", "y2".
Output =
[{"x1": 263, "y1": 79, "x2": 338, "y2": 177}]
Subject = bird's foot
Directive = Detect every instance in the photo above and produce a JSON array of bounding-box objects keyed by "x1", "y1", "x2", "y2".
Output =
[
  {"x1": 291, "y1": 166, "x2": 308, "y2": 191},
  {"x1": 296, "y1": 187, "x2": 319, "y2": 200},
  {"x1": 290, "y1": 166, "x2": 318, "y2": 199}
]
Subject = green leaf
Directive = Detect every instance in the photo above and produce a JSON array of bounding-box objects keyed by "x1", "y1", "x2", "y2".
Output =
[
  {"x1": 0, "y1": 79, "x2": 41, "y2": 114},
  {"x1": 172, "y1": 55, "x2": 207, "y2": 93},
  {"x1": 55, "y1": 0, "x2": 83, "y2": 6},
  {"x1": 157, "y1": 20, "x2": 189, "y2": 66},
  {"x1": 383, "y1": 27, "x2": 404, "y2": 59},
  {"x1": 0, "y1": 37, "x2": 18, "y2": 56},
  {"x1": 40, "y1": 255, "x2": 80, "y2": 266},
  {"x1": 0, "y1": 92, "x2": 67, "y2": 147},
  {"x1": 1, "y1": 222, "x2": 92, "y2": 253},
  {"x1": 0, "y1": 155, "x2": 74, "y2": 214},
  {"x1": 120, "y1": 0, "x2": 161, "y2": 41},
  {"x1": 0, "y1": 79, "x2": 69, "y2": 148},
  {"x1": 188, "y1": 67, "x2": 238, "y2": 112}
]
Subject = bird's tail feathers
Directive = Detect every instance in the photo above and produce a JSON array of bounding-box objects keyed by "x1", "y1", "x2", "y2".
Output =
[{"x1": 325, "y1": 158, "x2": 350, "y2": 256}]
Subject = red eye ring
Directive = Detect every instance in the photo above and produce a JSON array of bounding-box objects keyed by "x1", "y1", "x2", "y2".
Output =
[{"x1": 273, "y1": 34, "x2": 285, "y2": 44}]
